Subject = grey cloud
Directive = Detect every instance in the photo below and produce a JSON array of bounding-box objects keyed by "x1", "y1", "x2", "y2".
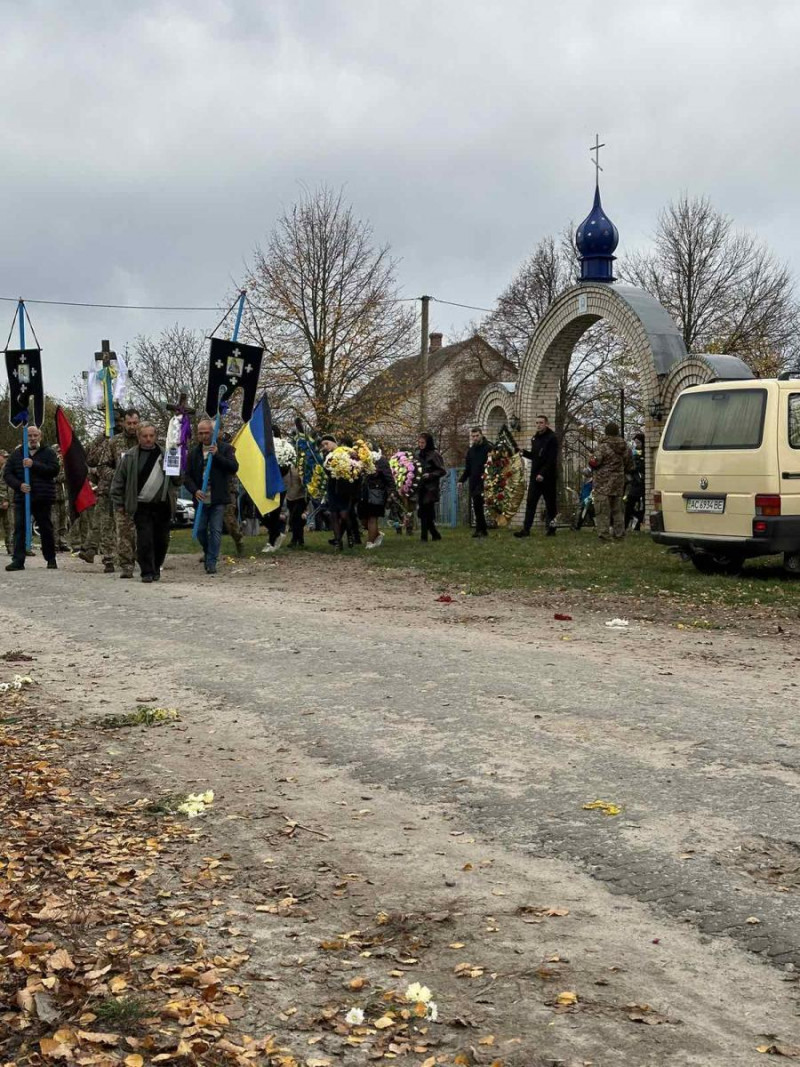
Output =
[{"x1": 1, "y1": 0, "x2": 798, "y2": 398}]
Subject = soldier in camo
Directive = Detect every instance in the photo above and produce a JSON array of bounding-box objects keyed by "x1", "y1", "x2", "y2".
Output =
[
  {"x1": 80, "y1": 410, "x2": 141, "y2": 576},
  {"x1": 224, "y1": 473, "x2": 244, "y2": 556},
  {"x1": 0, "y1": 450, "x2": 13, "y2": 554},
  {"x1": 52, "y1": 446, "x2": 70, "y2": 551}
]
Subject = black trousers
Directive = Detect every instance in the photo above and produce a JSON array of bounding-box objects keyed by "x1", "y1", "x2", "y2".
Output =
[
  {"x1": 523, "y1": 476, "x2": 557, "y2": 531},
  {"x1": 264, "y1": 492, "x2": 286, "y2": 545},
  {"x1": 287, "y1": 498, "x2": 306, "y2": 544},
  {"x1": 13, "y1": 498, "x2": 55, "y2": 566},
  {"x1": 418, "y1": 500, "x2": 440, "y2": 540},
  {"x1": 133, "y1": 501, "x2": 171, "y2": 578},
  {"x1": 471, "y1": 492, "x2": 487, "y2": 534}
]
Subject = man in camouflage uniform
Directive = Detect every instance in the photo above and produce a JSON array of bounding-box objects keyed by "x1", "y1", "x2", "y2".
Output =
[
  {"x1": 0, "y1": 450, "x2": 13, "y2": 554},
  {"x1": 590, "y1": 422, "x2": 633, "y2": 541},
  {"x1": 52, "y1": 446, "x2": 71, "y2": 551},
  {"x1": 80, "y1": 410, "x2": 141, "y2": 576},
  {"x1": 224, "y1": 474, "x2": 244, "y2": 556}
]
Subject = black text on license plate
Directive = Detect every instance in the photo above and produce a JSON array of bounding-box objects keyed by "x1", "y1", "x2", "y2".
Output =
[{"x1": 686, "y1": 498, "x2": 725, "y2": 514}]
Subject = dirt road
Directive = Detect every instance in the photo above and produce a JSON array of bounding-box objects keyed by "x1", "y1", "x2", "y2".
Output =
[{"x1": 2, "y1": 551, "x2": 798, "y2": 1065}]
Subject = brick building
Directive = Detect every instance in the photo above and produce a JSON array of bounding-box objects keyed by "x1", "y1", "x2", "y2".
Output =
[{"x1": 354, "y1": 332, "x2": 516, "y2": 465}]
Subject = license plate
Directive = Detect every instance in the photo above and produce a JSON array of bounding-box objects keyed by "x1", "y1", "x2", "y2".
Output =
[{"x1": 686, "y1": 497, "x2": 725, "y2": 514}]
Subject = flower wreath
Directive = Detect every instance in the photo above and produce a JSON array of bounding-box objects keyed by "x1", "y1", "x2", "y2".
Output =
[
  {"x1": 389, "y1": 451, "x2": 422, "y2": 499},
  {"x1": 483, "y1": 444, "x2": 525, "y2": 526}
]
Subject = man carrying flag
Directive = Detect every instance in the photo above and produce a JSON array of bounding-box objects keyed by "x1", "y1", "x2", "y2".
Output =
[
  {"x1": 184, "y1": 419, "x2": 239, "y2": 575},
  {"x1": 4, "y1": 425, "x2": 59, "y2": 572},
  {"x1": 231, "y1": 394, "x2": 283, "y2": 522}
]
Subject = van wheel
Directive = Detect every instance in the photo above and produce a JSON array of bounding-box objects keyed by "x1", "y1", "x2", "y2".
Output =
[
  {"x1": 783, "y1": 552, "x2": 800, "y2": 576},
  {"x1": 690, "y1": 551, "x2": 743, "y2": 576}
]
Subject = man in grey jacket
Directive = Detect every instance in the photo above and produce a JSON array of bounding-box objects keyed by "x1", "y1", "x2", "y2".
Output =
[{"x1": 110, "y1": 423, "x2": 178, "y2": 583}]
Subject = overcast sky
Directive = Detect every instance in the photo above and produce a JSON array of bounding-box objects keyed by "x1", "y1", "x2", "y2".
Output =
[{"x1": 2, "y1": 0, "x2": 798, "y2": 400}]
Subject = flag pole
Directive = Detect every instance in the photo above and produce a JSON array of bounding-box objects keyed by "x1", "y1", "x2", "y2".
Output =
[
  {"x1": 18, "y1": 299, "x2": 32, "y2": 552},
  {"x1": 192, "y1": 290, "x2": 247, "y2": 541}
]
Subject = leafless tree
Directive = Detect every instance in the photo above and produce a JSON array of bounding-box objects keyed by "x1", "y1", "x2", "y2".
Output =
[
  {"x1": 124, "y1": 325, "x2": 209, "y2": 435},
  {"x1": 620, "y1": 194, "x2": 800, "y2": 369},
  {"x1": 243, "y1": 185, "x2": 416, "y2": 433}
]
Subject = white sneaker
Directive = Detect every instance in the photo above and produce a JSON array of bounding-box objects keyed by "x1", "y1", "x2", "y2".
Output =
[
  {"x1": 261, "y1": 543, "x2": 274, "y2": 554},
  {"x1": 374, "y1": 532, "x2": 384, "y2": 549},
  {"x1": 273, "y1": 533, "x2": 286, "y2": 551},
  {"x1": 365, "y1": 541, "x2": 375, "y2": 550}
]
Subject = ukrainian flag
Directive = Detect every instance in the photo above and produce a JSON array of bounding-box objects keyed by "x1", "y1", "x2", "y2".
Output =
[{"x1": 231, "y1": 394, "x2": 282, "y2": 515}]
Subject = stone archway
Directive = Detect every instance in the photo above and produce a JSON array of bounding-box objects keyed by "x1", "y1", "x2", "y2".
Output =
[
  {"x1": 514, "y1": 281, "x2": 689, "y2": 506},
  {"x1": 475, "y1": 383, "x2": 516, "y2": 439},
  {"x1": 661, "y1": 353, "x2": 755, "y2": 416}
]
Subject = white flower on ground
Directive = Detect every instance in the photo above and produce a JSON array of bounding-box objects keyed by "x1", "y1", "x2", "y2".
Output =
[
  {"x1": 177, "y1": 790, "x2": 215, "y2": 818},
  {"x1": 405, "y1": 982, "x2": 433, "y2": 1004},
  {"x1": 426, "y1": 1001, "x2": 438, "y2": 1022},
  {"x1": 344, "y1": 1007, "x2": 365, "y2": 1026}
]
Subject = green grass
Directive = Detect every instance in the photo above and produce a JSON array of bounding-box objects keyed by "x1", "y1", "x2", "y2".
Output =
[{"x1": 168, "y1": 526, "x2": 800, "y2": 612}]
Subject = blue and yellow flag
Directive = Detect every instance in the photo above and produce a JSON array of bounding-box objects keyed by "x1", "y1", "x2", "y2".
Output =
[{"x1": 231, "y1": 394, "x2": 283, "y2": 516}]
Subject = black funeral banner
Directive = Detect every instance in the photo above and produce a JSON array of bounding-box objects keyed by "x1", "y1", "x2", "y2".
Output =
[
  {"x1": 5, "y1": 349, "x2": 44, "y2": 427},
  {"x1": 205, "y1": 338, "x2": 263, "y2": 423}
]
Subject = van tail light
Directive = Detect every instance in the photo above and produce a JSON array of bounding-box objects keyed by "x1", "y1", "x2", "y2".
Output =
[
  {"x1": 653, "y1": 490, "x2": 662, "y2": 512},
  {"x1": 755, "y1": 494, "x2": 781, "y2": 517}
]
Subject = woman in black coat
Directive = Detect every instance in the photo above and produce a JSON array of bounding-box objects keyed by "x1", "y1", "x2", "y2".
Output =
[
  {"x1": 358, "y1": 450, "x2": 395, "y2": 549},
  {"x1": 415, "y1": 433, "x2": 446, "y2": 542}
]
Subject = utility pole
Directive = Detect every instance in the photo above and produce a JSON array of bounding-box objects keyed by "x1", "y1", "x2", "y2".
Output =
[{"x1": 419, "y1": 294, "x2": 431, "y2": 431}]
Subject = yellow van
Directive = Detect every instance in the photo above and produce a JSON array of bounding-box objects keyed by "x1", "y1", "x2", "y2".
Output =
[{"x1": 651, "y1": 378, "x2": 800, "y2": 574}]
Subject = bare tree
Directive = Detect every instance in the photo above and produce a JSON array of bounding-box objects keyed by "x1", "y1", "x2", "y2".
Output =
[
  {"x1": 621, "y1": 194, "x2": 800, "y2": 368},
  {"x1": 244, "y1": 185, "x2": 416, "y2": 432},
  {"x1": 125, "y1": 325, "x2": 209, "y2": 435}
]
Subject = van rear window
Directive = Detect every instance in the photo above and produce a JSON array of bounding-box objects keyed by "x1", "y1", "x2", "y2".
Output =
[{"x1": 662, "y1": 388, "x2": 767, "y2": 451}]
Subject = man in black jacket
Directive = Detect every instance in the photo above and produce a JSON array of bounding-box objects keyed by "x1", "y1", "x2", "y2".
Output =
[
  {"x1": 459, "y1": 426, "x2": 491, "y2": 538},
  {"x1": 4, "y1": 425, "x2": 60, "y2": 571},
  {"x1": 514, "y1": 415, "x2": 559, "y2": 538},
  {"x1": 183, "y1": 419, "x2": 239, "y2": 575}
]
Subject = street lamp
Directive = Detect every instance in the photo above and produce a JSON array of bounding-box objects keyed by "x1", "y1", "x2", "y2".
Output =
[{"x1": 648, "y1": 398, "x2": 666, "y2": 421}]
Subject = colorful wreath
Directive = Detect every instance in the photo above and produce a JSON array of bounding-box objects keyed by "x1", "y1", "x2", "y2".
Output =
[
  {"x1": 389, "y1": 451, "x2": 422, "y2": 499},
  {"x1": 483, "y1": 444, "x2": 525, "y2": 526}
]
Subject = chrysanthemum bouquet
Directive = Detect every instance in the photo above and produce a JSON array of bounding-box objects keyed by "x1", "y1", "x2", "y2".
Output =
[
  {"x1": 324, "y1": 441, "x2": 374, "y2": 482},
  {"x1": 273, "y1": 438, "x2": 297, "y2": 468}
]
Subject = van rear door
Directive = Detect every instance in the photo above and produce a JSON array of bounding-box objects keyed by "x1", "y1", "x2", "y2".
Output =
[
  {"x1": 658, "y1": 385, "x2": 776, "y2": 538},
  {"x1": 779, "y1": 388, "x2": 800, "y2": 519}
]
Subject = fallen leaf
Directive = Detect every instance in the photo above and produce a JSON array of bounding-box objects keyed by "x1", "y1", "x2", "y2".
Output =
[
  {"x1": 374, "y1": 1015, "x2": 395, "y2": 1029},
  {"x1": 556, "y1": 991, "x2": 578, "y2": 1006},
  {"x1": 349, "y1": 977, "x2": 367, "y2": 990},
  {"x1": 746, "y1": 916, "x2": 761, "y2": 925},
  {"x1": 582, "y1": 800, "x2": 621, "y2": 816},
  {"x1": 47, "y1": 948, "x2": 75, "y2": 972},
  {"x1": 125, "y1": 1057, "x2": 145, "y2": 1067}
]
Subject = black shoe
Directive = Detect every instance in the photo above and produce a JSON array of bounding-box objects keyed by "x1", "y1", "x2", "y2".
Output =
[
  {"x1": 513, "y1": 529, "x2": 530, "y2": 539},
  {"x1": 47, "y1": 560, "x2": 58, "y2": 570},
  {"x1": 328, "y1": 538, "x2": 338, "y2": 546},
  {"x1": 153, "y1": 571, "x2": 161, "y2": 581},
  {"x1": 78, "y1": 550, "x2": 95, "y2": 564},
  {"x1": 57, "y1": 543, "x2": 70, "y2": 553},
  {"x1": 5, "y1": 562, "x2": 24, "y2": 571},
  {"x1": 431, "y1": 532, "x2": 442, "y2": 542},
  {"x1": 103, "y1": 561, "x2": 115, "y2": 573},
  {"x1": 546, "y1": 526, "x2": 557, "y2": 537},
  {"x1": 141, "y1": 575, "x2": 154, "y2": 583},
  {"x1": 120, "y1": 570, "x2": 133, "y2": 579}
]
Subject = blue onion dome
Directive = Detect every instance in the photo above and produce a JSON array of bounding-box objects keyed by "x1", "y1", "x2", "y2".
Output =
[
  {"x1": 576, "y1": 184, "x2": 619, "y2": 256},
  {"x1": 576, "y1": 183, "x2": 618, "y2": 283}
]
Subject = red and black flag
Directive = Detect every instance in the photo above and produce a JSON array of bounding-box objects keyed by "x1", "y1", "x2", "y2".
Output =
[{"x1": 55, "y1": 406, "x2": 97, "y2": 519}]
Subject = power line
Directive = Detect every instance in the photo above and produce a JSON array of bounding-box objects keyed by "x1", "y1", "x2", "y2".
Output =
[
  {"x1": 431, "y1": 296, "x2": 494, "y2": 314},
  {"x1": 0, "y1": 291, "x2": 498, "y2": 317},
  {"x1": 0, "y1": 295, "x2": 221, "y2": 312}
]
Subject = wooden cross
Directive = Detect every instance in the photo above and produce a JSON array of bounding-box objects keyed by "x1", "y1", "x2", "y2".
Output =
[
  {"x1": 95, "y1": 338, "x2": 116, "y2": 367},
  {"x1": 590, "y1": 133, "x2": 605, "y2": 182}
]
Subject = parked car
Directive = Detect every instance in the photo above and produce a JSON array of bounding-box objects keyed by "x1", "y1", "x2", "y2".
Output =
[
  {"x1": 650, "y1": 377, "x2": 800, "y2": 574},
  {"x1": 172, "y1": 497, "x2": 196, "y2": 528}
]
